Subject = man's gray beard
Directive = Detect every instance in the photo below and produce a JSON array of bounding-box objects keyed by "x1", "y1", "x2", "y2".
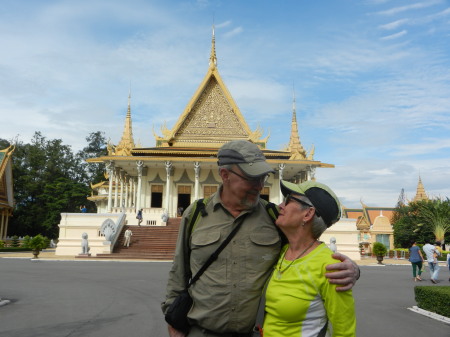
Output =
[{"x1": 240, "y1": 194, "x2": 260, "y2": 209}]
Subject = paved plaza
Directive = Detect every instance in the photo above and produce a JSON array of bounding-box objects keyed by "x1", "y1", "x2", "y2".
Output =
[{"x1": 0, "y1": 255, "x2": 448, "y2": 337}]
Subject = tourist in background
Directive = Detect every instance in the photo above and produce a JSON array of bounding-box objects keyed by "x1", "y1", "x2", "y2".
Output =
[
  {"x1": 136, "y1": 208, "x2": 143, "y2": 226},
  {"x1": 123, "y1": 228, "x2": 132, "y2": 247},
  {"x1": 408, "y1": 241, "x2": 424, "y2": 281},
  {"x1": 423, "y1": 239, "x2": 440, "y2": 283}
]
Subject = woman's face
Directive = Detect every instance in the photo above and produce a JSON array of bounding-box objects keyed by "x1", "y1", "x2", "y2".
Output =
[{"x1": 276, "y1": 193, "x2": 312, "y2": 229}]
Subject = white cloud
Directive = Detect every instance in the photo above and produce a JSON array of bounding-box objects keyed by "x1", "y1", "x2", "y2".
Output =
[{"x1": 381, "y1": 29, "x2": 408, "y2": 40}]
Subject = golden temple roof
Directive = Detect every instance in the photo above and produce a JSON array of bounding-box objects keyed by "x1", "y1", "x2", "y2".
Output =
[
  {"x1": 112, "y1": 91, "x2": 136, "y2": 156},
  {"x1": 154, "y1": 27, "x2": 267, "y2": 149},
  {"x1": 412, "y1": 176, "x2": 428, "y2": 202}
]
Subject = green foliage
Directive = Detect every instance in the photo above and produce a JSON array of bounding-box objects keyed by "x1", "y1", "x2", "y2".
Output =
[
  {"x1": 22, "y1": 235, "x2": 31, "y2": 248},
  {"x1": 415, "y1": 286, "x2": 450, "y2": 318},
  {"x1": 2, "y1": 131, "x2": 106, "y2": 237},
  {"x1": 0, "y1": 240, "x2": 4, "y2": 248},
  {"x1": 372, "y1": 242, "x2": 387, "y2": 256},
  {"x1": 29, "y1": 234, "x2": 48, "y2": 251},
  {"x1": 11, "y1": 235, "x2": 20, "y2": 247},
  {"x1": 393, "y1": 199, "x2": 450, "y2": 248}
]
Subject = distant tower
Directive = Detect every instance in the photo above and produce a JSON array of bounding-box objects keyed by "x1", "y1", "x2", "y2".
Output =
[
  {"x1": 287, "y1": 88, "x2": 307, "y2": 159},
  {"x1": 396, "y1": 188, "x2": 406, "y2": 207},
  {"x1": 413, "y1": 176, "x2": 428, "y2": 202}
]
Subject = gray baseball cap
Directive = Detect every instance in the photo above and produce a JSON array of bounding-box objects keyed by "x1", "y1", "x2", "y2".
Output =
[{"x1": 217, "y1": 140, "x2": 275, "y2": 177}]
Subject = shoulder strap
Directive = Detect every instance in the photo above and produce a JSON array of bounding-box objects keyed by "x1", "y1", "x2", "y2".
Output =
[
  {"x1": 261, "y1": 199, "x2": 288, "y2": 245},
  {"x1": 188, "y1": 213, "x2": 248, "y2": 287},
  {"x1": 183, "y1": 198, "x2": 209, "y2": 287}
]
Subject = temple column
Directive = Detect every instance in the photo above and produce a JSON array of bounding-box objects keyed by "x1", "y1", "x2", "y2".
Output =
[
  {"x1": 165, "y1": 161, "x2": 172, "y2": 216},
  {"x1": 0, "y1": 211, "x2": 5, "y2": 239},
  {"x1": 136, "y1": 161, "x2": 144, "y2": 212},
  {"x1": 119, "y1": 171, "x2": 125, "y2": 211},
  {"x1": 124, "y1": 174, "x2": 129, "y2": 210},
  {"x1": 133, "y1": 178, "x2": 137, "y2": 208},
  {"x1": 278, "y1": 163, "x2": 285, "y2": 204},
  {"x1": 128, "y1": 177, "x2": 133, "y2": 208},
  {"x1": 106, "y1": 161, "x2": 114, "y2": 213},
  {"x1": 114, "y1": 168, "x2": 120, "y2": 209},
  {"x1": 194, "y1": 162, "x2": 200, "y2": 200}
]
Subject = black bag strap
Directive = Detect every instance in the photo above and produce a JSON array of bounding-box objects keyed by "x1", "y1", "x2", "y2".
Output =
[
  {"x1": 187, "y1": 213, "x2": 248, "y2": 288},
  {"x1": 182, "y1": 198, "x2": 206, "y2": 287}
]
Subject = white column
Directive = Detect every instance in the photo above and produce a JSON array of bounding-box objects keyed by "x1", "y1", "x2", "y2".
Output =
[
  {"x1": 194, "y1": 162, "x2": 200, "y2": 200},
  {"x1": 133, "y1": 178, "x2": 137, "y2": 208},
  {"x1": 136, "y1": 161, "x2": 144, "y2": 211},
  {"x1": 114, "y1": 168, "x2": 120, "y2": 209},
  {"x1": 278, "y1": 163, "x2": 285, "y2": 204},
  {"x1": 106, "y1": 161, "x2": 114, "y2": 213},
  {"x1": 165, "y1": 161, "x2": 172, "y2": 216},
  {"x1": 119, "y1": 171, "x2": 125, "y2": 211},
  {"x1": 124, "y1": 174, "x2": 129, "y2": 209},
  {"x1": 128, "y1": 177, "x2": 133, "y2": 208}
]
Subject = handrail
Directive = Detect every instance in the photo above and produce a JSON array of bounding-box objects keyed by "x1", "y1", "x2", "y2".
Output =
[{"x1": 100, "y1": 213, "x2": 126, "y2": 252}]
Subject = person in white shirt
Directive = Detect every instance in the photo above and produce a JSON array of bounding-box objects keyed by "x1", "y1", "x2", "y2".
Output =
[{"x1": 422, "y1": 239, "x2": 441, "y2": 283}]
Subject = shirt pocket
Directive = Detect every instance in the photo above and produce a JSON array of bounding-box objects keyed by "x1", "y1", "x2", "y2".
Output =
[
  {"x1": 191, "y1": 230, "x2": 222, "y2": 266},
  {"x1": 246, "y1": 230, "x2": 281, "y2": 279}
]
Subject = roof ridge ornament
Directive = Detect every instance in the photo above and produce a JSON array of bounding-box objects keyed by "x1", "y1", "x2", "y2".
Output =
[{"x1": 209, "y1": 24, "x2": 217, "y2": 69}]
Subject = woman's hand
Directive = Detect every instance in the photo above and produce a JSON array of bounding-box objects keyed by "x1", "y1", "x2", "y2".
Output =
[{"x1": 325, "y1": 252, "x2": 360, "y2": 292}]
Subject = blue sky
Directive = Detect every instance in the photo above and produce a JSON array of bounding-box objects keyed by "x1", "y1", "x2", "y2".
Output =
[{"x1": 1, "y1": 0, "x2": 449, "y2": 208}]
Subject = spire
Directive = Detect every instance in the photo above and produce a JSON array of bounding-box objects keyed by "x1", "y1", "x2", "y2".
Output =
[
  {"x1": 413, "y1": 175, "x2": 428, "y2": 202},
  {"x1": 287, "y1": 86, "x2": 306, "y2": 159},
  {"x1": 115, "y1": 90, "x2": 136, "y2": 156},
  {"x1": 209, "y1": 25, "x2": 217, "y2": 69}
]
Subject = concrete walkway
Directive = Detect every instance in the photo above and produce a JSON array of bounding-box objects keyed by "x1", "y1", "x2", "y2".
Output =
[{"x1": 1, "y1": 252, "x2": 449, "y2": 337}]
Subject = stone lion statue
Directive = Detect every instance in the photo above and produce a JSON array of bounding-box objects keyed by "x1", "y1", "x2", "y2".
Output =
[{"x1": 81, "y1": 232, "x2": 90, "y2": 254}]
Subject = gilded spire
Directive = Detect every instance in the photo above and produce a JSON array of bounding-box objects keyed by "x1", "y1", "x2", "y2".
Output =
[
  {"x1": 413, "y1": 175, "x2": 428, "y2": 202},
  {"x1": 115, "y1": 90, "x2": 135, "y2": 156},
  {"x1": 209, "y1": 25, "x2": 217, "y2": 69},
  {"x1": 288, "y1": 87, "x2": 306, "y2": 159}
]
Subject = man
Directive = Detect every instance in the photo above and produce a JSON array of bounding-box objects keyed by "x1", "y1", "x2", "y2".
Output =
[
  {"x1": 123, "y1": 228, "x2": 132, "y2": 248},
  {"x1": 162, "y1": 140, "x2": 359, "y2": 337},
  {"x1": 423, "y1": 239, "x2": 441, "y2": 283}
]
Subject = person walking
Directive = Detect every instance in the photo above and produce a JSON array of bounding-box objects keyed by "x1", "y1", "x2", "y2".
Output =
[
  {"x1": 136, "y1": 209, "x2": 143, "y2": 226},
  {"x1": 162, "y1": 140, "x2": 360, "y2": 337},
  {"x1": 408, "y1": 241, "x2": 424, "y2": 281},
  {"x1": 423, "y1": 239, "x2": 440, "y2": 283},
  {"x1": 123, "y1": 228, "x2": 132, "y2": 248},
  {"x1": 446, "y1": 251, "x2": 450, "y2": 282},
  {"x1": 262, "y1": 180, "x2": 356, "y2": 337}
]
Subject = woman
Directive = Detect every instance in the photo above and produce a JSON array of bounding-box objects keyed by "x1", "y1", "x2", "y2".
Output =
[
  {"x1": 408, "y1": 241, "x2": 424, "y2": 281},
  {"x1": 263, "y1": 180, "x2": 356, "y2": 337}
]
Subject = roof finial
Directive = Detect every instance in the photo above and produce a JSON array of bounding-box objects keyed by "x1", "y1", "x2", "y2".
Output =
[
  {"x1": 209, "y1": 23, "x2": 217, "y2": 68},
  {"x1": 287, "y1": 83, "x2": 306, "y2": 159}
]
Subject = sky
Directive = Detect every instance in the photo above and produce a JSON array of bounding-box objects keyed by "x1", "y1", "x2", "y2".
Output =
[{"x1": 1, "y1": 0, "x2": 450, "y2": 208}]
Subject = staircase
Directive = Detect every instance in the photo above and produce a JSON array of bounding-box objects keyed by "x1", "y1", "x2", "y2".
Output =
[{"x1": 96, "y1": 217, "x2": 181, "y2": 260}]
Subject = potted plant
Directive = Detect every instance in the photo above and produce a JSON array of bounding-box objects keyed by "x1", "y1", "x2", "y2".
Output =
[
  {"x1": 372, "y1": 242, "x2": 388, "y2": 264},
  {"x1": 29, "y1": 234, "x2": 47, "y2": 259}
]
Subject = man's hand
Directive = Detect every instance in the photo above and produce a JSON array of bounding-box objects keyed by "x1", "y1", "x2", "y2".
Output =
[
  {"x1": 325, "y1": 252, "x2": 360, "y2": 292},
  {"x1": 168, "y1": 325, "x2": 186, "y2": 337}
]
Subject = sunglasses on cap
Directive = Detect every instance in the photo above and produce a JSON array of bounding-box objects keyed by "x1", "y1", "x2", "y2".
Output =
[
  {"x1": 228, "y1": 169, "x2": 269, "y2": 184},
  {"x1": 284, "y1": 194, "x2": 315, "y2": 209}
]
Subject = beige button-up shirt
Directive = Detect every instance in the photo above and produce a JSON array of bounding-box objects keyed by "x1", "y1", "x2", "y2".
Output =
[{"x1": 162, "y1": 189, "x2": 281, "y2": 333}]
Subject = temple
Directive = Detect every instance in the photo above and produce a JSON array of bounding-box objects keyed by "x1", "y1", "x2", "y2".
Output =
[{"x1": 86, "y1": 29, "x2": 333, "y2": 221}]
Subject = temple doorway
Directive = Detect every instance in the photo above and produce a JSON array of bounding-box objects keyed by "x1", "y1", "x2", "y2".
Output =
[
  {"x1": 151, "y1": 185, "x2": 163, "y2": 208},
  {"x1": 177, "y1": 185, "x2": 191, "y2": 217}
]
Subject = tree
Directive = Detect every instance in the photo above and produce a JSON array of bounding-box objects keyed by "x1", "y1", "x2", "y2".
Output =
[
  {"x1": 5, "y1": 132, "x2": 100, "y2": 238},
  {"x1": 393, "y1": 199, "x2": 450, "y2": 248},
  {"x1": 77, "y1": 131, "x2": 107, "y2": 184}
]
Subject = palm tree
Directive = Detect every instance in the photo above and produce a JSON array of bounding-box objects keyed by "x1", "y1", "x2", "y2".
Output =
[{"x1": 416, "y1": 198, "x2": 450, "y2": 248}]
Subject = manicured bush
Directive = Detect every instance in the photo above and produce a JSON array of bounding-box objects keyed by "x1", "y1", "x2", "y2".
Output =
[
  {"x1": 0, "y1": 247, "x2": 31, "y2": 252},
  {"x1": 415, "y1": 286, "x2": 450, "y2": 318},
  {"x1": 21, "y1": 235, "x2": 31, "y2": 248},
  {"x1": 0, "y1": 240, "x2": 4, "y2": 248},
  {"x1": 10, "y1": 235, "x2": 20, "y2": 247},
  {"x1": 372, "y1": 242, "x2": 387, "y2": 256}
]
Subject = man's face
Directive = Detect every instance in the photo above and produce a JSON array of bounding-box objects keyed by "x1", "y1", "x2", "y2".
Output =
[{"x1": 224, "y1": 165, "x2": 267, "y2": 209}]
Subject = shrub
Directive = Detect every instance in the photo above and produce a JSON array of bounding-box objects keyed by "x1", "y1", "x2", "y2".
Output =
[
  {"x1": 415, "y1": 286, "x2": 450, "y2": 318},
  {"x1": 29, "y1": 234, "x2": 48, "y2": 251},
  {"x1": 21, "y1": 235, "x2": 31, "y2": 248},
  {"x1": 0, "y1": 240, "x2": 4, "y2": 248},
  {"x1": 10, "y1": 235, "x2": 20, "y2": 247},
  {"x1": 372, "y1": 242, "x2": 387, "y2": 256}
]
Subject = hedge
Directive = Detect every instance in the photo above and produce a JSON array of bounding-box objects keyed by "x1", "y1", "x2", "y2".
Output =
[
  {"x1": 415, "y1": 286, "x2": 450, "y2": 318},
  {"x1": 0, "y1": 247, "x2": 32, "y2": 252}
]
